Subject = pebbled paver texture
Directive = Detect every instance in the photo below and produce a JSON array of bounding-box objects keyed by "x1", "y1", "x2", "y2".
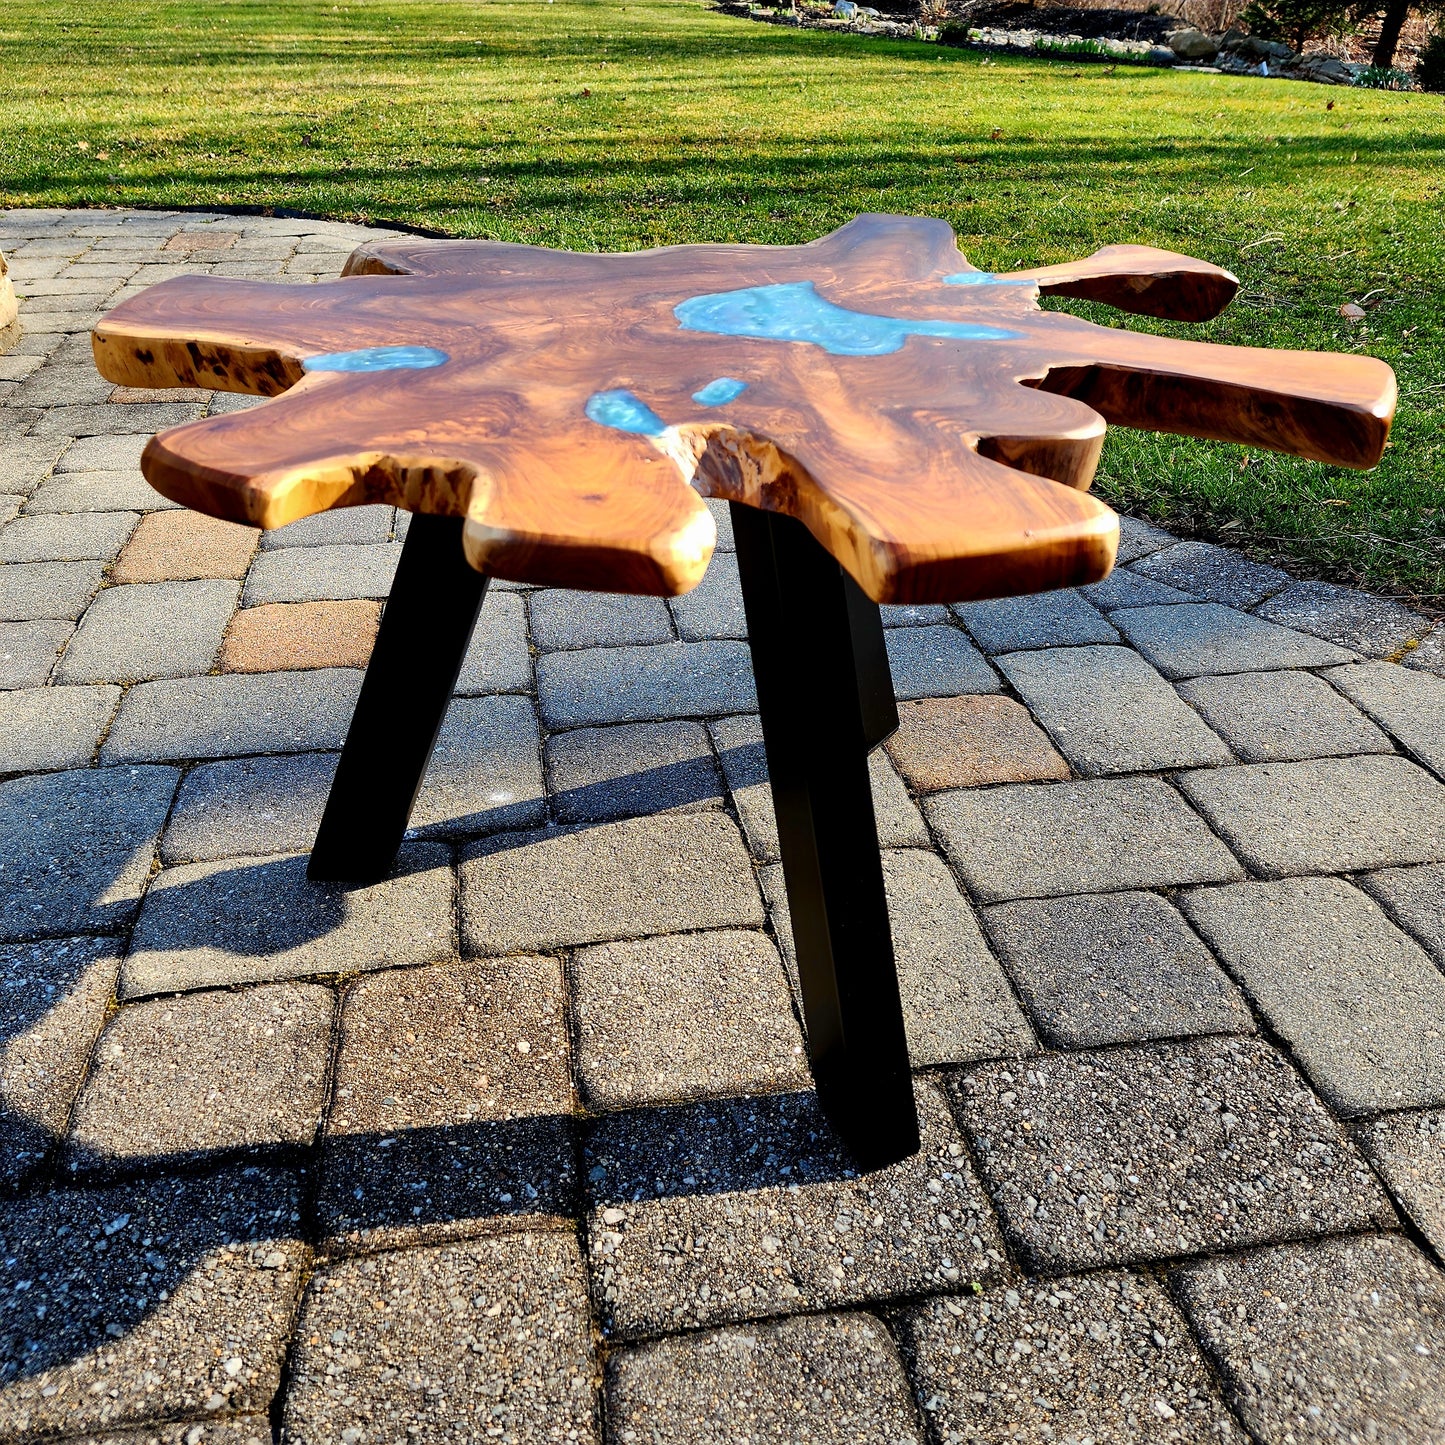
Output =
[{"x1": 2, "y1": 209, "x2": 1442, "y2": 1442}]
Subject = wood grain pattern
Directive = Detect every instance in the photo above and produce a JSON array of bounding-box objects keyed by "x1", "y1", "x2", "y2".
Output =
[{"x1": 90, "y1": 215, "x2": 1397, "y2": 603}]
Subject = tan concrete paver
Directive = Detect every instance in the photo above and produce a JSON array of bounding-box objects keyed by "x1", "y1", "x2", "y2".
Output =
[
  {"x1": 219, "y1": 598, "x2": 379, "y2": 671},
  {"x1": 884, "y1": 693, "x2": 1069, "y2": 792},
  {"x1": 111, "y1": 508, "x2": 259, "y2": 582}
]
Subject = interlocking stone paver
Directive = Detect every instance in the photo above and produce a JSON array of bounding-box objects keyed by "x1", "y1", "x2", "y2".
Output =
[
  {"x1": 608, "y1": 1312, "x2": 923, "y2": 1445},
  {"x1": 0, "y1": 764, "x2": 179, "y2": 942},
  {"x1": 998, "y1": 644, "x2": 1232, "y2": 775},
  {"x1": 0, "y1": 558, "x2": 104, "y2": 620},
  {"x1": 585, "y1": 1080, "x2": 1011, "y2": 1340},
  {"x1": 111, "y1": 509, "x2": 258, "y2": 582},
  {"x1": 1082, "y1": 566, "x2": 1194, "y2": 610},
  {"x1": 669, "y1": 550, "x2": 746, "y2": 640},
  {"x1": 1324, "y1": 659, "x2": 1445, "y2": 780},
  {"x1": 33, "y1": 401, "x2": 206, "y2": 438},
  {"x1": 1358, "y1": 1110, "x2": 1445, "y2": 1254},
  {"x1": 456, "y1": 589, "x2": 531, "y2": 694},
  {"x1": 900, "y1": 1271, "x2": 1235, "y2": 1443},
  {"x1": 121, "y1": 842, "x2": 453, "y2": 997},
  {"x1": 982, "y1": 891, "x2": 1253, "y2": 1048},
  {"x1": 57, "y1": 432, "x2": 148, "y2": 473},
  {"x1": 1114, "y1": 516, "x2": 1178, "y2": 563},
  {"x1": 67, "y1": 983, "x2": 334, "y2": 1175},
  {"x1": 1407, "y1": 627, "x2": 1445, "y2": 676},
  {"x1": 764, "y1": 848, "x2": 1037, "y2": 1068},
  {"x1": 320, "y1": 956, "x2": 575, "y2": 1251},
  {"x1": 0, "y1": 683, "x2": 120, "y2": 772},
  {"x1": 1178, "y1": 754, "x2": 1445, "y2": 876},
  {"x1": 1111, "y1": 602, "x2": 1354, "y2": 679},
  {"x1": 241, "y1": 541, "x2": 400, "y2": 605},
  {"x1": 1359, "y1": 862, "x2": 1445, "y2": 963},
  {"x1": 880, "y1": 601, "x2": 951, "y2": 626},
  {"x1": 0, "y1": 492, "x2": 22, "y2": 528},
  {"x1": 10, "y1": 364, "x2": 114, "y2": 407},
  {"x1": 25, "y1": 468, "x2": 182, "y2": 513},
  {"x1": 281, "y1": 1234, "x2": 598, "y2": 1445},
  {"x1": 954, "y1": 588, "x2": 1119, "y2": 653},
  {"x1": 100, "y1": 668, "x2": 362, "y2": 763},
  {"x1": 949, "y1": 1037, "x2": 1393, "y2": 1273},
  {"x1": 538, "y1": 640, "x2": 755, "y2": 728},
  {"x1": 161, "y1": 752, "x2": 336, "y2": 863},
  {"x1": 883, "y1": 694, "x2": 1070, "y2": 792},
  {"x1": 926, "y1": 776, "x2": 1243, "y2": 903},
  {"x1": 1130, "y1": 539, "x2": 1291, "y2": 606},
  {"x1": 1176, "y1": 667, "x2": 1391, "y2": 762},
  {"x1": 0, "y1": 436, "x2": 64, "y2": 491},
  {"x1": 1257, "y1": 577, "x2": 1432, "y2": 656},
  {"x1": 1180, "y1": 877, "x2": 1445, "y2": 1115},
  {"x1": 409, "y1": 693, "x2": 546, "y2": 838},
  {"x1": 884, "y1": 624, "x2": 1000, "y2": 700},
  {"x1": 460, "y1": 812, "x2": 763, "y2": 955},
  {"x1": 0, "y1": 936, "x2": 120, "y2": 1188},
  {"x1": 218, "y1": 598, "x2": 379, "y2": 672},
  {"x1": 0, "y1": 509, "x2": 137, "y2": 562},
  {"x1": 58, "y1": 579, "x2": 239, "y2": 683},
  {"x1": 0, "y1": 618, "x2": 70, "y2": 690},
  {"x1": 572, "y1": 929, "x2": 809, "y2": 1110},
  {"x1": 546, "y1": 719, "x2": 723, "y2": 822},
  {"x1": 528, "y1": 587, "x2": 673, "y2": 650},
  {"x1": 257, "y1": 503, "x2": 393, "y2": 549},
  {"x1": 0, "y1": 1168, "x2": 306, "y2": 1439},
  {"x1": 1171, "y1": 1236, "x2": 1445, "y2": 1444},
  {"x1": 53, "y1": 1418, "x2": 273, "y2": 1443},
  {"x1": 710, "y1": 712, "x2": 927, "y2": 860}
]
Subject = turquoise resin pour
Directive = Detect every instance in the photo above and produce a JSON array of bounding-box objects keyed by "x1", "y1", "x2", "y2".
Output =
[
  {"x1": 692, "y1": 377, "x2": 748, "y2": 406},
  {"x1": 302, "y1": 345, "x2": 449, "y2": 373},
  {"x1": 674, "y1": 281, "x2": 1022, "y2": 356},
  {"x1": 584, "y1": 389, "x2": 667, "y2": 436},
  {"x1": 942, "y1": 271, "x2": 1035, "y2": 287}
]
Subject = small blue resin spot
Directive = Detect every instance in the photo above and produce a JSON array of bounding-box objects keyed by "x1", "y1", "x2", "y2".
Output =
[
  {"x1": 585, "y1": 388, "x2": 667, "y2": 436},
  {"x1": 301, "y1": 345, "x2": 450, "y2": 374},
  {"x1": 674, "y1": 281, "x2": 1021, "y2": 356},
  {"x1": 941, "y1": 271, "x2": 1033, "y2": 287},
  {"x1": 692, "y1": 376, "x2": 748, "y2": 407}
]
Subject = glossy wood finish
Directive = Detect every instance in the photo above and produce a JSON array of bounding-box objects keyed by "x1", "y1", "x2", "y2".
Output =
[{"x1": 91, "y1": 215, "x2": 1397, "y2": 603}]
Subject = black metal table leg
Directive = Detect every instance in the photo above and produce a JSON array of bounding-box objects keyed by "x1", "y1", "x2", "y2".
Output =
[
  {"x1": 731, "y1": 502, "x2": 919, "y2": 1170},
  {"x1": 308, "y1": 512, "x2": 489, "y2": 883}
]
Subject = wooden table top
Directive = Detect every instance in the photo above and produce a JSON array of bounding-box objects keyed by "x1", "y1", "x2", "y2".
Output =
[{"x1": 91, "y1": 214, "x2": 1396, "y2": 604}]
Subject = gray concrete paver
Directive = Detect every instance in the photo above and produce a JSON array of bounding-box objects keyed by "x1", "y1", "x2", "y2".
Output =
[
  {"x1": 954, "y1": 588, "x2": 1118, "y2": 653},
  {"x1": 585, "y1": 1080, "x2": 1011, "y2": 1340},
  {"x1": 241, "y1": 541, "x2": 400, "y2": 605},
  {"x1": 982, "y1": 890, "x2": 1254, "y2": 1048},
  {"x1": 121, "y1": 843, "x2": 453, "y2": 997},
  {"x1": 24, "y1": 468, "x2": 182, "y2": 513},
  {"x1": 1324, "y1": 658, "x2": 1445, "y2": 780},
  {"x1": 950, "y1": 1037, "x2": 1394, "y2": 1273},
  {"x1": 572, "y1": 928, "x2": 809, "y2": 1110},
  {"x1": 281, "y1": 1233, "x2": 598, "y2": 1445},
  {"x1": 66, "y1": 983, "x2": 334, "y2": 1174},
  {"x1": 1171, "y1": 1236, "x2": 1445, "y2": 1444},
  {"x1": 57, "y1": 579, "x2": 239, "y2": 683},
  {"x1": 546, "y1": 719, "x2": 723, "y2": 822},
  {"x1": 900, "y1": 1270, "x2": 1235, "y2": 1443},
  {"x1": 0, "y1": 683, "x2": 120, "y2": 772},
  {"x1": 538, "y1": 640, "x2": 756, "y2": 728},
  {"x1": 1178, "y1": 754, "x2": 1445, "y2": 876},
  {"x1": 1112, "y1": 602, "x2": 1355, "y2": 679},
  {"x1": 1359, "y1": 862, "x2": 1445, "y2": 963},
  {"x1": 0, "y1": 559, "x2": 105, "y2": 620},
  {"x1": 1358, "y1": 1109, "x2": 1445, "y2": 1255},
  {"x1": 1257, "y1": 578, "x2": 1432, "y2": 656},
  {"x1": 528, "y1": 587, "x2": 673, "y2": 651},
  {"x1": 608, "y1": 1312, "x2": 924, "y2": 1445},
  {"x1": 1180, "y1": 876, "x2": 1445, "y2": 1115},
  {"x1": 885, "y1": 624, "x2": 1000, "y2": 699},
  {"x1": 256, "y1": 504, "x2": 393, "y2": 549},
  {"x1": 0, "y1": 510, "x2": 137, "y2": 562},
  {"x1": 1114, "y1": 516, "x2": 1178, "y2": 563},
  {"x1": 668, "y1": 550, "x2": 746, "y2": 640},
  {"x1": 1082, "y1": 567, "x2": 1194, "y2": 610},
  {"x1": 0, "y1": 1168, "x2": 306, "y2": 1439},
  {"x1": 320, "y1": 956, "x2": 576, "y2": 1252},
  {"x1": 456, "y1": 587, "x2": 532, "y2": 695},
  {"x1": 1130, "y1": 539, "x2": 1291, "y2": 606}
]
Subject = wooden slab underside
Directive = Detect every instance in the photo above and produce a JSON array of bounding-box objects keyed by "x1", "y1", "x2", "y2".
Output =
[{"x1": 91, "y1": 216, "x2": 1396, "y2": 603}]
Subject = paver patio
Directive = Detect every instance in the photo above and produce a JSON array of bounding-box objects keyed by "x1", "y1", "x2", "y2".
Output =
[{"x1": 1, "y1": 208, "x2": 1443, "y2": 1443}]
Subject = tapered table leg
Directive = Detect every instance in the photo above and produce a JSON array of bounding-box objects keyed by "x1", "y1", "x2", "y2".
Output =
[
  {"x1": 308, "y1": 512, "x2": 489, "y2": 883},
  {"x1": 731, "y1": 502, "x2": 919, "y2": 1170}
]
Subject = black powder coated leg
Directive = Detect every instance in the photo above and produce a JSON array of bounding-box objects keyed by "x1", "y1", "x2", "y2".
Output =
[
  {"x1": 308, "y1": 512, "x2": 489, "y2": 884},
  {"x1": 731, "y1": 502, "x2": 919, "y2": 1170}
]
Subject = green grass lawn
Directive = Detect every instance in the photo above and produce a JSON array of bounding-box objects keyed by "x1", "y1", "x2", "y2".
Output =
[{"x1": 2, "y1": 0, "x2": 1442, "y2": 601}]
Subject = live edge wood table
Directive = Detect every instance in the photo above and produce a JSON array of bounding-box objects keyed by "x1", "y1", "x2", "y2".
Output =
[{"x1": 92, "y1": 214, "x2": 1396, "y2": 1171}]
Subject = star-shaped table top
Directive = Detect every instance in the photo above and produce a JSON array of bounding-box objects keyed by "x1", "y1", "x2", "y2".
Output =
[{"x1": 92, "y1": 214, "x2": 1396, "y2": 603}]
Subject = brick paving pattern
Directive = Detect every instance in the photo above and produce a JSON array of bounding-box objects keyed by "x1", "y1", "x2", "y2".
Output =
[{"x1": 0, "y1": 209, "x2": 1443, "y2": 1443}]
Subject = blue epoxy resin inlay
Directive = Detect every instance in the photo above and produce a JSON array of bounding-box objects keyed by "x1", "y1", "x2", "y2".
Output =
[
  {"x1": 692, "y1": 376, "x2": 748, "y2": 407},
  {"x1": 674, "y1": 281, "x2": 1021, "y2": 356},
  {"x1": 301, "y1": 345, "x2": 450, "y2": 373},
  {"x1": 585, "y1": 388, "x2": 667, "y2": 436},
  {"x1": 942, "y1": 271, "x2": 1034, "y2": 287}
]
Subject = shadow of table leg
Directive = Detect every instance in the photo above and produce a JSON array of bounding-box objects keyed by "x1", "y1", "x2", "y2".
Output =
[
  {"x1": 308, "y1": 513, "x2": 488, "y2": 883},
  {"x1": 731, "y1": 502, "x2": 919, "y2": 1170}
]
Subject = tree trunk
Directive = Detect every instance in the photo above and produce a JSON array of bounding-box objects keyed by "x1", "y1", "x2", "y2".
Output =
[{"x1": 1371, "y1": 0, "x2": 1410, "y2": 68}]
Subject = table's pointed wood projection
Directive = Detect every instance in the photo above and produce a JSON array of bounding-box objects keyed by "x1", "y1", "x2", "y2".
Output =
[{"x1": 91, "y1": 214, "x2": 1397, "y2": 603}]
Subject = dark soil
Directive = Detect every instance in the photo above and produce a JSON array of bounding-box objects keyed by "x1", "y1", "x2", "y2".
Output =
[{"x1": 946, "y1": 2, "x2": 1185, "y2": 41}]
